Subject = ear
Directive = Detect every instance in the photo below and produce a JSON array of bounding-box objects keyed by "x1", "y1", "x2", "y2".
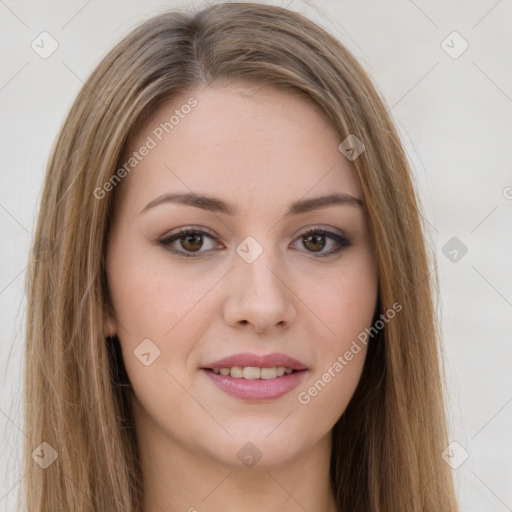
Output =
[
  {"x1": 103, "y1": 302, "x2": 118, "y2": 338},
  {"x1": 104, "y1": 314, "x2": 117, "y2": 338}
]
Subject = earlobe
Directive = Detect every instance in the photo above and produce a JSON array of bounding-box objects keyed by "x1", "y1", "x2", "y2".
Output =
[{"x1": 104, "y1": 312, "x2": 117, "y2": 338}]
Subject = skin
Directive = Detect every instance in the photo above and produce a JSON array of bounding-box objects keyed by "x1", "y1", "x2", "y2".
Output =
[{"x1": 105, "y1": 81, "x2": 379, "y2": 512}]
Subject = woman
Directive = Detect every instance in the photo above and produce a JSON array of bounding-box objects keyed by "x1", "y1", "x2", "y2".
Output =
[{"x1": 23, "y1": 2, "x2": 459, "y2": 511}]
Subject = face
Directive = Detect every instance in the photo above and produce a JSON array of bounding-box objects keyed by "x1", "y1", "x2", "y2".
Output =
[{"x1": 105, "y1": 82, "x2": 378, "y2": 469}]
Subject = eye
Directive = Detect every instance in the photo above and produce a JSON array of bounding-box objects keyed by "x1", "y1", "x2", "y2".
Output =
[
  {"x1": 291, "y1": 228, "x2": 351, "y2": 258},
  {"x1": 158, "y1": 227, "x2": 222, "y2": 258},
  {"x1": 158, "y1": 226, "x2": 351, "y2": 258}
]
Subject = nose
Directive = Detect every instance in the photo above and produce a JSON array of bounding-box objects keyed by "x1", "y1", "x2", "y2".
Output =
[{"x1": 222, "y1": 248, "x2": 297, "y2": 334}]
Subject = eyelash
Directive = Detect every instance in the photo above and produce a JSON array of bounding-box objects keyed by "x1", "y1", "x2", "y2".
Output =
[{"x1": 158, "y1": 226, "x2": 351, "y2": 259}]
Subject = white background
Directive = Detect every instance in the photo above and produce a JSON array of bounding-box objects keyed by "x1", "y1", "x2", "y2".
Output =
[{"x1": 1, "y1": 0, "x2": 511, "y2": 510}]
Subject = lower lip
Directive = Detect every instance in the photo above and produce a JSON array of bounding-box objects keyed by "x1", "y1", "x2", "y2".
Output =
[{"x1": 202, "y1": 369, "x2": 307, "y2": 401}]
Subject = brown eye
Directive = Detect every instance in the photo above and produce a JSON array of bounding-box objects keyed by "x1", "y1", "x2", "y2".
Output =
[
  {"x1": 180, "y1": 233, "x2": 203, "y2": 252},
  {"x1": 292, "y1": 228, "x2": 351, "y2": 258},
  {"x1": 302, "y1": 233, "x2": 326, "y2": 252},
  {"x1": 159, "y1": 228, "x2": 221, "y2": 258},
  {"x1": 159, "y1": 227, "x2": 351, "y2": 259}
]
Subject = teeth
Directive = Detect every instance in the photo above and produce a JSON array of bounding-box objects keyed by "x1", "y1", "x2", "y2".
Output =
[
  {"x1": 211, "y1": 366, "x2": 295, "y2": 379},
  {"x1": 244, "y1": 367, "x2": 261, "y2": 379},
  {"x1": 260, "y1": 367, "x2": 276, "y2": 379},
  {"x1": 230, "y1": 366, "x2": 244, "y2": 378}
]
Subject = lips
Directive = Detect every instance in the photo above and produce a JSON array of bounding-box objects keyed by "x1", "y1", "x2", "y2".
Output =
[
  {"x1": 201, "y1": 352, "x2": 308, "y2": 401},
  {"x1": 202, "y1": 352, "x2": 308, "y2": 371}
]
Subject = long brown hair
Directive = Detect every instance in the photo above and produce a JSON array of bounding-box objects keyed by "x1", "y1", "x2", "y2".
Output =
[{"x1": 22, "y1": 2, "x2": 458, "y2": 510}]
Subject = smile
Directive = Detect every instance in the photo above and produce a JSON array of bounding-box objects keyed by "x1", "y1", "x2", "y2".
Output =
[
  {"x1": 202, "y1": 368, "x2": 307, "y2": 401},
  {"x1": 210, "y1": 366, "x2": 295, "y2": 379}
]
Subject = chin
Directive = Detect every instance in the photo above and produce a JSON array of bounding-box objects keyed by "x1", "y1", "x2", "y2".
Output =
[{"x1": 209, "y1": 422, "x2": 321, "y2": 470}]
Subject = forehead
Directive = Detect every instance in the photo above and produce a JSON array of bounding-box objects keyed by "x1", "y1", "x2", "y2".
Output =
[{"x1": 119, "y1": 82, "x2": 362, "y2": 215}]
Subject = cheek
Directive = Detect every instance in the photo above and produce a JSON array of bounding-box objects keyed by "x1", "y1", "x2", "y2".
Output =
[
  {"x1": 293, "y1": 344, "x2": 368, "y2": 443},
  {"x1": 106, "y1": 248, "x2": 216, "y2": 430},
  {"x1": 310, "y1": 247, "x2": 378, "y2": 351},
  {"x1": 107, "y1": 240, "x2": 211, "y2": 337},
  {"x1": 295, "y1": 248, "x2": 377, "y2": 419},
  {"x1": 106, "y1": 242, "x2": 227, "y2": 392}
]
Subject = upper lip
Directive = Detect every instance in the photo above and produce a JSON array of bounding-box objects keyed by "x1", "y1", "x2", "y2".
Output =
[{"x1": 202, "y1": 352, "x2": 308, "y2": 371}]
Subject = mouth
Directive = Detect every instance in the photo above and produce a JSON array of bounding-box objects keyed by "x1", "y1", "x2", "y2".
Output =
[
  {"x1": 200, "y1": 353, "x2": 308, "y2": 401},
  {"x1": 207, "y1": 366, "x2": 298, "y2": 379},
  {"x1": 201, "y1": 368, "x2": 307, "y2": 401}
]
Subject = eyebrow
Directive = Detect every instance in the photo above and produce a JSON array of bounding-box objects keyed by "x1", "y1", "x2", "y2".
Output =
[{"x1": 139, "y1": 191, "x2": 363, "y2": 217}]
